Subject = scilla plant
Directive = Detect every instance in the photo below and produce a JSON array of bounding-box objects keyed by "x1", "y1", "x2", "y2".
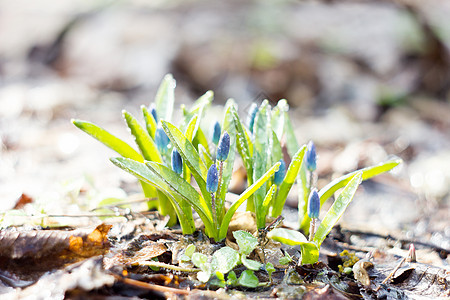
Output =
[{"x1": 74, "y1": 74, "x2": 280, "y2": 241}]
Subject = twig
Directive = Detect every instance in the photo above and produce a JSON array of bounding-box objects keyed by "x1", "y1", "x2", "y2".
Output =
[
  {"x1": 134, "y1": 261, "x2": 200, "y2": 273},
  {"x1": 374, "y1": 257, "x2": 406, "y2": 292},
  {"x1": 113, "y1": 274, "x2": 193, "y2": 295}
]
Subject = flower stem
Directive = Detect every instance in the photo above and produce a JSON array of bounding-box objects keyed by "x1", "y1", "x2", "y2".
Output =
[{"x1": 309, "y1": 218, "x2": 317, "y2": 241}]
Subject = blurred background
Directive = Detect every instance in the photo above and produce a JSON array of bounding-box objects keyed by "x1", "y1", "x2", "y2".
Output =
[{"x1": 0, "y1": 0, "x2": 448, "y2": 257}]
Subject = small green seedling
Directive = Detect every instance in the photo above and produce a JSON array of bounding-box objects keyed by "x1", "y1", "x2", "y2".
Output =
[
  {"x1": 180, "y1": 244, "x2": 196, "y2": 262},
  {"x1": 279, "y1": 252, "x2": 293, "y2": 265}
]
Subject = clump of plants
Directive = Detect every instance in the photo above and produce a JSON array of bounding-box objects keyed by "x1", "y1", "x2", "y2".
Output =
[{"x1": 73, "y1": 74, "x2": 401, "y2": 285}]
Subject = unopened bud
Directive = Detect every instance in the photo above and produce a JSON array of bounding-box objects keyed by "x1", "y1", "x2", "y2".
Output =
[
  {"x1": 211, "y1": 121, "x2": 221, "y2": 145},
  {"x1": 171, "y1": 148, "x2": 183, "y2": 175},
  {"x1": 216, "y1": 132, "x2": 230, "y2": 162},
  {"x1": 273, "y1": 159, "x2": 286, "y2": 185},
  {"x1": 306, "y1": 141, "x2": 317, "y2": 172},
  {"x1": 307, "y1": 188, "x2": 320, "y2": 219},
  {"x1": 206, "y1": 164, "x2": 219, "y2": 193}
]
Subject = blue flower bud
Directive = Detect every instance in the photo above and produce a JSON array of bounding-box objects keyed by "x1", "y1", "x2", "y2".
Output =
[
  {"x1": 307, "y1": 188, "x2": 320, "y2": 219},
  {"x1": 206, "y1": 164, "x2": 219, "y2": 193},
  {"x1": 171, "y1": 148, "x2": 183, "y2": 175},
  {"x1": 273, "y1": 159, "x2": 286, "y2": 185},
  {"x1": 211, "y1": 121, "x2": 221, "y2": 145},
  {"x1": 149, "y1": 104, "x2": 158, "y2": 122},
  {"x1": 247, "y1": 103, "x2": 258, "y2": 133},
  {"x1": 306, "y1": 141, "x2": 317, "y2": 172},
  {"x1": 155, "y1": 126, "x2": 170, "y2": 153},
  {"x1": 216, "y1": 132, "x2": 230, "y2": 162}
]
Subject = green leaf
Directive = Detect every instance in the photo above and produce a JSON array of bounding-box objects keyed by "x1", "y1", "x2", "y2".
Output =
[
  {"x1": 267, "y1": 228, "x2": 319, "y2": 264},
  {"x1": 216, "y1": 103, "x2": 237, "y2": 222},
  {"x1": 184, "y1": 115, "x2": 199, "y2": 141},
  {"x1": 262, "y1": 184, "x2": 277, "y2": 218},
  {"x1": 199, "y1": 144, "x2": 214, "y2": 169},
  {"x1": 272, "y1": 145, "x2": 307, "y2": 217},
  {"x1": 72, "y1": 119, "x2": 142, "y2": 162},
  {"x1": 161, "y1": 121, "x2": 209, "y2": 198},
  {"x1": 271, "y1": 130, "x2": 283, "y2": 166},
  {"x1": 238, "y1": 270, "x2": 259, "y2": 288},
  {"x1": 122, "y1": 110, "x2": 162, "y2": 162},
  {"x1": 233, "y1": 230, "x2": 258, "y2": 256},
  {"x1": 181, "y1": 90, "x2": 213, "y2": 129},
  {"x1": 110, "y1": 157, "x2": 197, "y2": 234},
  {"x1": 241, "y1": 254, "x2": 262, "y2": 271},
  {"x1": 319, "y1": 158, "x2": 402, "y2": 206},
  {"x1": 193, "y1": 127, "x2": 211, "y2": 155},
  {"x1": 213, "y1": 247, "x2": 239, "y2": 274},
  {"x1": 155, "y1": 74, "x2": 175, "y2": 122},
  {"x1": 141, "y1": 105, "x2": 157, "y2": 139},
  {"x1": 232, "y1": 107, "x2": 253, "y2": 182},
  {"x1": 271, "y1": 99, "x2": 289, "y2": 140},
  {"x1": 218, "y1": 161, "x2": 281, "y2": 241},
  {"x1": 279, "y1": 253, "x2": 292, "y2": 265},
  {"x1": 314, "y1": 172, "x2": 363, "y2": 246},
  {"x1": 145, "y1": 161, "x2": 213, "y2": 229},
  {"x1": 267, "y1": 228, "x2": 308, "y2": 246},
  {"x1": 252, "y1": 101, "x2": 272, "y2": 227},
  {"x1": 185, "y1": 244, "x2": 196, "y2": 257},
  {"x1": 226, "y1": 271, "x2": 238, "y2": 286},
  {"x1": 299, "y1": 242, "x2": 319, "y2": 265},
  {"x1": 284, "y1": 112, "x2": 299, "y2": 158},
  {"x1": 191, "y1": 252, "x2": 208, "y2": 270},
  {"x1": 300, "y1": 158, "x2": 401, "y2": 232}
]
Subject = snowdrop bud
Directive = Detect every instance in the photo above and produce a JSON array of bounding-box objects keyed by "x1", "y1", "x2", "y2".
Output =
[
  {"x1": 155, "y1": 126, "x2": 170, "y2": 153},
  {"x1": 216, "y1": 132, "x2": 230, "y2": 161},
  {"x1": 247, "y1": 103, "x2": 258, "y2": 133},
  {"x1": 206, "y1": 164, "x2": 219, "y2": 193},
  {"x1": 307, "y1": 188, "x2": 320, "y2": 219},
  {"x1": 273, "y1": 159, "x2": 286, "y2": 185},
  {"x1": 306, "y1": 141, "x2": 317, "y2": 172},
  {"x1": 212, "y1": 121, "x2": 221, "y2": 145},
  {"x1": 171, "y1": 148, "x2": 182, "y2": 175}
]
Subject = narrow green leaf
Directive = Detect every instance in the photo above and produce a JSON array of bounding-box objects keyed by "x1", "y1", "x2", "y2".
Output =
[
  {"x1": 262, "y1": 184, "x2": 277, "y2": 218},
  {"x1": 110, "y1": 157, "x2": 196, "y2": 234},
  {"x1": 272, "y1": 145, "x2": 307, "y2": 217},
  {"x1": 218, "y1": 161, "x2": 281, "y2": 241},
  {"x1": 193, "y1": 127, "x2": 211, "y2": 155},
  {"x1": 142, "y1": 105, "x2": 157, "y2": 139},
  {"x1": 252, "y1": 101, "x2": 271, "y2": 227},
  {"x1": 271, "y1": 99, "x2": 289, "y2": 140},
  {"x1": 231, "y1": 107, "x2": 253, "y2": 180},
  {"x1": 122, "y1": 110, "x2": 162, "y2": 162},
  {"x1": 319, "y1": 158, "x2": 402, "y2": 205},
  {"x1": 284, "y1": 112, "x2": 299, "y2": 158},
  {"x1": 155, "y1": 74, "x2": 175, "y2": 122},
  {"x1": 199, "y1": 144, "x2": 214, "y2": 169},
  {"x1": 72, "y1": 119, "x2": 142, "y2": 162},
  {"x1": 185, "y1": 115, "x2": 199, "y2": 141},
  {"x1": 216, "y1": 103, "x2": 237, "y2": 222},
  {"x1": 161, "y1": 121, "x2": 209, "y2": 199},
  {"x1": 314, "y1": 172, "x2": 363, "y2": 246},
  {"x1": 300, "y1": 158, "x2": 402, "y2": 232},
  {"x1": 271, "y1": 131, "x2": 283, "y2": 166},
  {"x1": 145, "y1": 161, "x2": 213, "y2": 227},
  {"x1": 181, "y1": 90, "x2": 213, "y2": 130}
]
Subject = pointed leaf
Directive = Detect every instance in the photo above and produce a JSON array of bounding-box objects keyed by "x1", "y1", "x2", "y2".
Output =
[
  {"x1": 161, "y1": 121, "x2": 209, "y2": 198},
  {"x1": 241, "y1": 254, "x2": 262, "y2": 271},
  {"x1": 218, "y1": 161, "x2": 281, "y2": 241},
  {"x1": 72, "y1": 119, "x2": 142, "y2": 162},
  {"x1": 272, "y1": 145, "x2": 307, "y2": 217},
  {"x1": 238, "y1": 270, "x2": 259, "y2": 288},
  {"x1": 142, "y1": 105, "x2": 157, "y2": 139},
  {"x1": 122, "y1": 110, "x2": 162, "y2": 162},
  {"x1": 155, "y1": 74, "x2": 175, "y2": 122},
  {"x1": 314, "y1": 172, "x2": 363, "y2": 246}
]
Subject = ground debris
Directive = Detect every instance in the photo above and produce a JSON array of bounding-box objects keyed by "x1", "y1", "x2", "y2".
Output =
[{"x1": 0, "y1": 224, "x2": 111, "y2": 284}]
